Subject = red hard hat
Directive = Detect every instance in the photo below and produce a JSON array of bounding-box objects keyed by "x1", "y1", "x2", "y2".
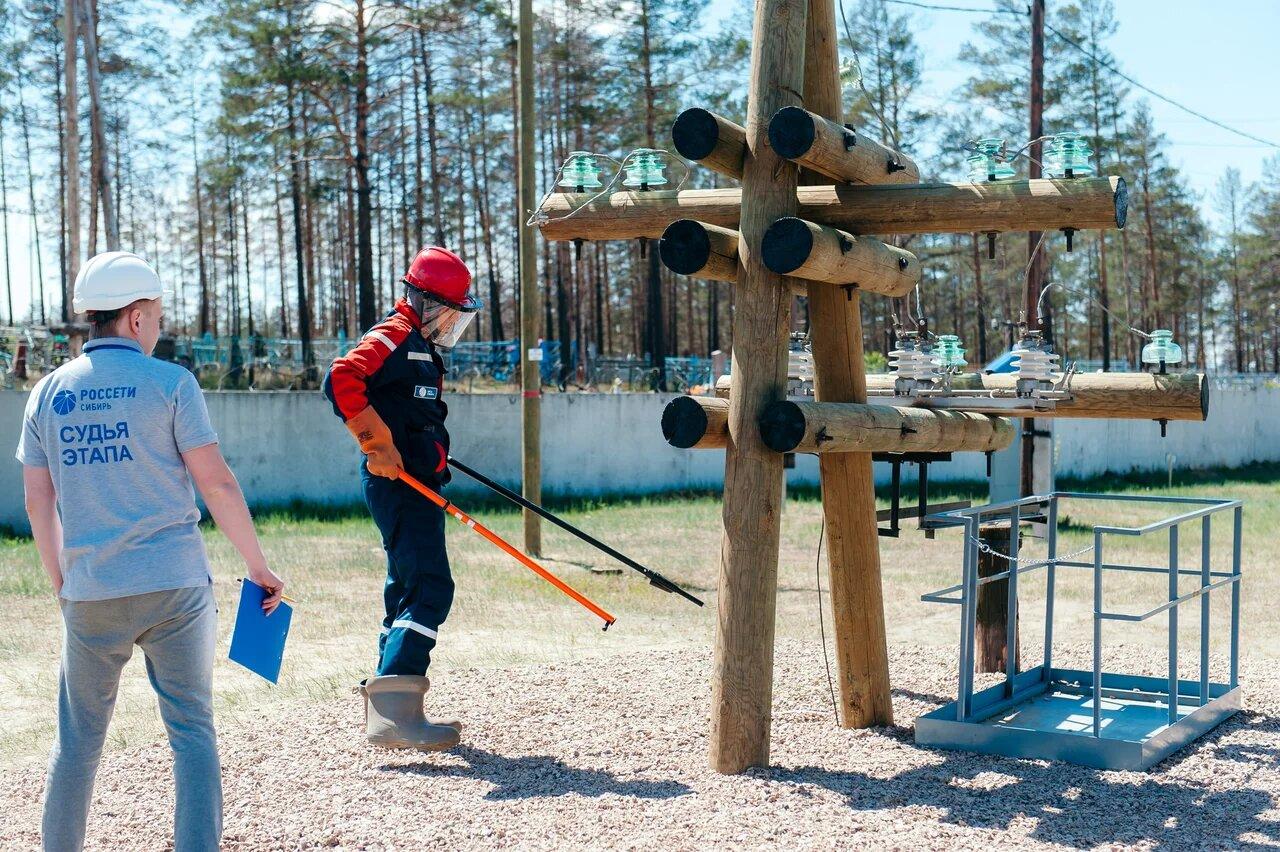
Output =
[{"x1": 403, "y1": 246, "x2": 476, "y2": 309}]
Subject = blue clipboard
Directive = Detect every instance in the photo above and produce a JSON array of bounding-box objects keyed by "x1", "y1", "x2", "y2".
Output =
[{"x1": 228, "y1": 579, "x2": 293, "y2": 684}]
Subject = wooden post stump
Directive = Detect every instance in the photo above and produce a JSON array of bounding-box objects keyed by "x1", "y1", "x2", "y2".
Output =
[{"x1": 976, "y1": 521, "x2": 1022, "y2": 674}]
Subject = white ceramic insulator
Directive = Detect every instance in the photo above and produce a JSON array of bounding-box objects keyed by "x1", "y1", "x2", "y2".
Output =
[
  {"x1": 890, "y1": 348, "x2": 942, "y2": 384},
  {"x1": 1013, "y1": 348, "x2": 1060, "y2": 383},
  {"x1": 788, "y1": 350, "x2": 815, "y2": 383}
]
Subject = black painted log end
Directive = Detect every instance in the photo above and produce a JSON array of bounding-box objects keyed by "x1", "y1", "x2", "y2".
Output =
[
  {"x1": 659, "y1": 220, "x2": 714, "y2": 276},
  {"x1": 759, "y1": 400, "x2": 806, "y2": 453},
  {"x1": 767, "y1": 106, "x2": 817, "y2": 161},
  {"x1": 662, "y1": 395, "x2": 711, "y2": 449},
  {"x1": 761, "y1": 217, "x2": 814, "y2": 276},
  {"x1": 671, "y1": 108, "x2": 721, "y2": 162}
]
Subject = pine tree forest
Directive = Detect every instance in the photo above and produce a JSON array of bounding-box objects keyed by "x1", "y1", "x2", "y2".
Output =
[{"x1": 0, "y1": 0, "x2": 1277, "y2": 388}]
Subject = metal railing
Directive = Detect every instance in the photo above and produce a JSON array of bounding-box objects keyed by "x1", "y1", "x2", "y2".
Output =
[{"x1": 921, "y1": 492, "x2": 1243, "y2": 736}]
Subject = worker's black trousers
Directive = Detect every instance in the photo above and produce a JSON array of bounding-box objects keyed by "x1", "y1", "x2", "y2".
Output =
[{"x1": 362, "y1": 470, "x2": 455, "y2": 676}]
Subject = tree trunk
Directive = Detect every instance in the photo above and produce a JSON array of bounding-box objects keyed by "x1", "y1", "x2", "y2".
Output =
[
  {"x1": 242, "y1": 182, "x2": 254, "y2": 337},
  {"x1": 639, "y1": 0, "x2": 665, "y2": 388},
  {"x1": 301, "y1": 92, "x2": 317, "y2": 341},
  {"x1": 419, "y1": 23, "x2": 445, "y2": 246},
  {"x1": 556, "y1": 246, "x2": 571, "y2": 384},
  {"x1": 191, "y1": 107, "x2": 209, "y2": 335},
  {"x1": 408, "y1": 31, "x2": 425, "y2": 250},
  {"x1": 593, "y1": 243, "x2": 604, "y2": 353},
  {"x1": 0, "y1": 99, "x2": 12, "y2": 324},
  {"x1": 285, "y1": 80, "x2": 313, "y2": 375},
  {"x1": 1227, "y1": 203, "x2": 1245, "y2": 373},
  {"x1": 602, "y1": 243, "x2": 613, "y2": 353},
  {"x1": 78, "y1": 0, "x2": 118, "y2": 251},
  {"x1": 353, "y1": 0, "x2": 375, "y2": 331},
  {"x1": 17, "y1": 70, "x2": 46, "y2": 323},
  {"x1": 52, "y1": 34, "x2": 67, "y2": 324},
  {"x1": 1195, "y1": 263, "x2": 1206, "y2": 370},
  {"x1": 1140, "y1": 164, "x2": 1160, "y2": 329},
  {"x1": 273, "y1": 160, "x2": 289, "y2": 335},
  {"x1": 971, "y1": 233, "x2": 987, "y2": 364},
  {"x1": 342, "y1": 164, "x2": 356, "y2": 335},
  {"x1": 64, "y1": 0, "x2": 80, "y2": 317}
]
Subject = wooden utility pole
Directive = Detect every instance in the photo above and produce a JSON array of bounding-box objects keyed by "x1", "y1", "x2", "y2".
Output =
[
  {"x1": 517, "y1": 0, "x2": 542, "y2": 555},
  {"x1": 801, "y1": 0, "x2": 893, "y2": 728},
  {"x1": 64, "y1": 0, "x2": 80, "y2": 311},
  {"x1": 1021, "y1": 0, "x2": 1046, "y2": 498},
  {"x1": 709, "y1": 0, "x2": 807, "y2": 775}
]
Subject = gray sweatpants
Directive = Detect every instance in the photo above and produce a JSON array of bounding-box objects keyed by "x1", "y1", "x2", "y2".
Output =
[{"x1": 43, "y1": 585, "x2": 221, "y2": 852}]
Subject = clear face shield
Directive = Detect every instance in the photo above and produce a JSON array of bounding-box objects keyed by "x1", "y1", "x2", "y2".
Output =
[{"x1": 407, "y1": 287, "x2": 481, "y2": 348}]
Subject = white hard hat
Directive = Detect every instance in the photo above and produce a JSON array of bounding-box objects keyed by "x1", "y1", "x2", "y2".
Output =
[{"x1": 72, "y1": 251, "x2": 170, "y2": 313}]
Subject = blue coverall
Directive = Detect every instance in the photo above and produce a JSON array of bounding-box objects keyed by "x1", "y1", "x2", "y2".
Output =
[{"x1": 324, "y1": 299, "x2": 453, "y2": 676}]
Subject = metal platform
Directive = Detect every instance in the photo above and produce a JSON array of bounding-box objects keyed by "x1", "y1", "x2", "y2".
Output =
[
  {"x1": 916, "y1": 666, "x2": 1242, "y2": 771},
  {"x1": 917, "y1": 493, "x2": 1243, "y2": 771}
]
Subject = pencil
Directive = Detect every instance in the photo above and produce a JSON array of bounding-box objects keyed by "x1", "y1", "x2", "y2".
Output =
[{"x1": 237, "y1": 577, "x2": 298, "y2": 604}]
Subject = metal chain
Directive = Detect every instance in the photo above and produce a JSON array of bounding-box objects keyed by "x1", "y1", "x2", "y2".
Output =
[{"x1": 966, "y1": 537, "x2": 1096, "y2": 566}]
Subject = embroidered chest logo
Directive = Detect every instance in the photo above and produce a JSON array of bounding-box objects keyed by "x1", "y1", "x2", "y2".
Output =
[{"x1": 413, "y1": 385, "x2": 439, "y2": 400}]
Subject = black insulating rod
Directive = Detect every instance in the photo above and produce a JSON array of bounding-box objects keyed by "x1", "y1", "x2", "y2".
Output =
[{"x1": 446, "y1": 455, "x2": 704, "y2": 608}]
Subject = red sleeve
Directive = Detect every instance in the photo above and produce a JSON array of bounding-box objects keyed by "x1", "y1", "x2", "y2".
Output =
[{"x1": 328, "y1": 317, "x2": 414, "y2": 420}]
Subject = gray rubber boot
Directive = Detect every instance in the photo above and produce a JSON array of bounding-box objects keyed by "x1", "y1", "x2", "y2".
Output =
[
  {"x1": 360, "y1": 675, "x2": 462, "y2": 751},
  {"x1": 357, "y1": 677, "x2": 462, "y2": 733}
]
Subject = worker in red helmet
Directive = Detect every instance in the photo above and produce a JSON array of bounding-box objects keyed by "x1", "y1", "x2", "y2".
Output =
[{"x1": 323, "y1": 246, "x2": 480, "y2": 751}]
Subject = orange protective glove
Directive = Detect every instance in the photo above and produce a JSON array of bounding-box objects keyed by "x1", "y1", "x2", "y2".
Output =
[{"x1": 344, "y1": 407, "x2": 403, "y2": 479}]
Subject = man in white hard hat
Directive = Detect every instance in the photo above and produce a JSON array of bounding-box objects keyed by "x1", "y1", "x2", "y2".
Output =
[{"x1": 15, "y1": 251, "x2": 285, "y2": 852}]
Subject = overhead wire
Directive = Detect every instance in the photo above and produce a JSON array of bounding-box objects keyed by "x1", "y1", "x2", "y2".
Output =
[
  {"x1": 813, "y1": 515, "x2": 840, "y2": 725},
  {"x1": 1037, "y1": 278, "x2": 1152, "y2": 341},
  {"x1": 880, "y1": 0, "x2": 1280, "y2": 149},
  {"x1": 843, "y1": 0, "x2": 1259, "y2": 349},
  {"x1": 837, "y1": 0, "x2": 903, "y2": 152},
  {"x1": 1042, "y1": 20, "x2": 1280, "y2": 150}
]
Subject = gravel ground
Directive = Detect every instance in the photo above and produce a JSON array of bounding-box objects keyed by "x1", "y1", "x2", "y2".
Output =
[{"x1": 2, "y1": 640, "x2": 1278, "y2": 851}]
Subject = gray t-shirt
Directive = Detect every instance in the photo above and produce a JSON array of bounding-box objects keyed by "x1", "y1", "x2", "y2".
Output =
[{"x1": 15, "y1": 337, "x2": 219, "y2": 601}]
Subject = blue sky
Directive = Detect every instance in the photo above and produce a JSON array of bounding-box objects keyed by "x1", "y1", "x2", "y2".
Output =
[
  {"x1": 3, "y1": 0, "x2": 1277, "y2": 325},
  {"x1": 706, "y1": 0, "x2": 1280, "y2": 198}
]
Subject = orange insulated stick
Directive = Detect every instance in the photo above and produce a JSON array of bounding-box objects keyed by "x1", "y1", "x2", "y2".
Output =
[{"x1": 396, "y1": 470, "x2": 617, "y2": 630}]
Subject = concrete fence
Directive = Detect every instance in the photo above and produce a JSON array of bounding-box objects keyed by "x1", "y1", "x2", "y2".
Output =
[{"x1": 3, "y1": 386, "x2": 1278, "y2": 533}]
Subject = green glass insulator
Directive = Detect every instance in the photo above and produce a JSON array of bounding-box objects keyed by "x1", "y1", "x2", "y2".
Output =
[
  {"x1": 935, "y1": 334, "x2": 968, "y2": 369},
  {"x1": 967, "y1": 138, "x2": 1016, "y2": 181},
  {"x1": 1141, "y1": 329, "x2": 1184, "y2": 365},
  {"x1": 1044, "y1": 132, "x2": 1094, "y2": 178},
  {"x1": 557, "y1": 151, "x2": 604, "y2": 190},
  {"x1": 622, "y1": 151, "x2": 669, "y2": 189}
]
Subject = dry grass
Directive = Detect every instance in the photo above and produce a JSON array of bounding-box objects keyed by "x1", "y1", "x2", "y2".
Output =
[{"x1": 0, "y1": 465, "x2": 1275, "y2": 770}]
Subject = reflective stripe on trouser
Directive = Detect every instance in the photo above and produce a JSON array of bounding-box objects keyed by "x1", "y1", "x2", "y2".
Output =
[{"x1": 363, "y1": 471, "x2": 454, "y2": 677}]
